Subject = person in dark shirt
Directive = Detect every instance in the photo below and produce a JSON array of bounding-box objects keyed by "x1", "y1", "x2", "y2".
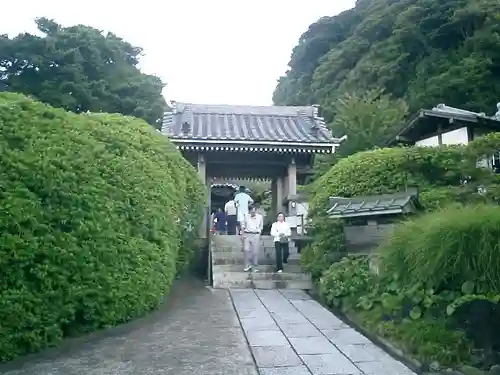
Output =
[{"x1": 213, "y1": 207, "x2": 227, "y2": 234}]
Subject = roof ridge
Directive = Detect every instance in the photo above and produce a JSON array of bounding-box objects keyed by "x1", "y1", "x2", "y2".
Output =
[{"x1": 170, "y1": 102, "x2": 317, "y2": 117}]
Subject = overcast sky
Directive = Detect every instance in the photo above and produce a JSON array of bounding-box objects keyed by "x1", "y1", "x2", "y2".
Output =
[{"x1": 2, "y1": 0, "x2": 355, "y2": 106}]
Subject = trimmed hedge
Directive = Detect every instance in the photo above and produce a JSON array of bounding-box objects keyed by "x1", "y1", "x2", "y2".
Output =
[
  {"x1": 309, "y1": 146, "x2": 467, "y2": 217},
  {"x1": 0, "y1": 93, "x2": 204, "y2": 361},
  {"x1": 303, "y1": 146, "x2": 470, "y2": 277},
  {"x1": 379, "y1": 204, "x2": 500, "y2": 293}
]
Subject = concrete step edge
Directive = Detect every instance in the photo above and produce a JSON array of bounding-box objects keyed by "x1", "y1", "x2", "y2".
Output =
[
  {"x1": 212, "y1": 280, "x2": 313, "y2": 289},
  {"x1": 212, "y1": 271, "x2": 312, "y2": 282},
  {"x1": 213, "y1": 264, "x2": 303, "y2": 272},
  {"x1": 212, "y1": 258, "x2": 301, "y2": 266}
]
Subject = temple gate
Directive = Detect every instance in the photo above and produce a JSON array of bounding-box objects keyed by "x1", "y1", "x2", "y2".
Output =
[{"x1": 161, "y1": 102, "x2": 343, "y2": 288}]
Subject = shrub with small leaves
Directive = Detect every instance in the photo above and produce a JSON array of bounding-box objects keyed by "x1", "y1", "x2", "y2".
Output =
[
  {"x1": 319, "y1": 256, "x2": 375, "y2": 308},
  {"x1": 0, "y1": 93, "x2": 204, "y2": 361}
]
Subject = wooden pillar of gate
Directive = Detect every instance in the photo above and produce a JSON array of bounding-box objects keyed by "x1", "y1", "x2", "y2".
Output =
[
  {"x1": 287, "y1": 158, "x2": 297, "y2": 216},
  {"x1": 197, "y1": 153, "x2": 209, "y2": 238}
]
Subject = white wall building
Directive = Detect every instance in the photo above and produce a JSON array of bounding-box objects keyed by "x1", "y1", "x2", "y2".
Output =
[{"x1": 391, "y1": 103, "x2": 500, "y2": 170}]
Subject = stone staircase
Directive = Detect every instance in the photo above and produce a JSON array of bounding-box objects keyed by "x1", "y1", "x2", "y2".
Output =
[{"x1": 210, "y1": 235, "x2": 312, "y2": 290}]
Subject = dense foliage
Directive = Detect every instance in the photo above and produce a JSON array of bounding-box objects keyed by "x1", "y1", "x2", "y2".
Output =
[
  {"x1": 0, "y1": 18, "x2": 167, "y2": 127},
  {"x1": 380, "y1": 204, "x2": 500, "y2": 293},
  {"x1": 310, "y1": 146, "x2": 469, "y2": 216},
  {"x1": 312, "y1": 89, "x2": 409, "y2": 175},
  {"x1": 274, "y1": 0, "x2": 500, "y2": 118},
  {"x1": 315, "y1": 205, "x2": 500, "y2": 370},
  {"x1": 303, "y1": 140, "x2": 500, "y2": 371},
  {"x1": 318, "y1": 256, "x2": 476, "y2": 368},
  {"x1": 0, "y1": 93, "x2": 204, "y2": 361},
  {"x1": 303, "y1": 145, "x2": 498, "y2": 284}
]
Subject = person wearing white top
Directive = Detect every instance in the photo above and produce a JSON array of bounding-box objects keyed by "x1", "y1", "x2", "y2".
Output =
[
  {"x1": 224, "y1": 198, "x2": 237, "y2": 235},
  {"x1": 241, "y1": 206, "x2": 263, "y2": 272},
  {"x1": 270, "y1": 212, "x2": 292, "y2": 273},
  {"x1": 234, "y1": 186, "x2": 253, "y2": 226}
]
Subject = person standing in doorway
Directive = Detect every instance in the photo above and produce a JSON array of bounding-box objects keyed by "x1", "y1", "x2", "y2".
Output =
[
  {"x1": 213, "y1": 207, "x2": 226, "y2": 235},
  {"x1": 270, "y1": 212, "x2": 292, "y2": 273},
  {"x1": 224, "y1": 197, "x2": 237, "y2": 235},
  {"x1": 241, "y1": 205, "x2": 263, "y2": 272},
  {"x1": 234, "y1": 186, "x2": 253, "y2": 230}
]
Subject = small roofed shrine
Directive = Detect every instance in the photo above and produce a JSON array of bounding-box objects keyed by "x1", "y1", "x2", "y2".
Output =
[
  {"x1": 162, "y1": 102, "x2": 344, "y2": 237},
  {"x1": 327, "y1": 189, "x2": 422, "y2": 253}
]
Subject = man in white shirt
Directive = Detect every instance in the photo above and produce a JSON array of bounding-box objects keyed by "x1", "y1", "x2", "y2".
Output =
[
  {"x1": 224, "y1": 198, "x2": 237, "y2": 235},
  {"x1": 241, "y1": 205, "x2": 263, "y2": 272},
  {"x1": 234, "y1": 186, "x2": 253, "y2": 228}
]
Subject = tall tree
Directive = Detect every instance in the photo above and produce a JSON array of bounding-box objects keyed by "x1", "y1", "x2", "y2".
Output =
[
  {"x1": 314, "y1": 89, "x2": 408, "y2": 177},
  {"x1": 0, "y1": 18, "x2": 167, "y2": 127},
  {"x1": 331, "y1": 89, "x2": 408, "y2": 157}
]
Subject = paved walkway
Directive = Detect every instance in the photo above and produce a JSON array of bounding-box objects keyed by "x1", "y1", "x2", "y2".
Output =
[
  {"x1": 231, "y1": 289, "x2": 417, "y2": 375},
  {"x1": 0, "y1": 280, "x2": 416, "y2": 375},
  {"x1": 0, "y1": 278, "x2": 258, "y2": 375}
]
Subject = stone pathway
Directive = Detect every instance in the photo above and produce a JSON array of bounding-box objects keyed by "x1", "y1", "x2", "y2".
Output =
[
  {"x1": 230, "y1": 289, "x2": 417, "y2": 375},
  {"x1": 0, "y1": 278, "x2": 258, "y2": 375},
  {"x1": 0, "y1": 280, "x2": 417, "y2": 375}
]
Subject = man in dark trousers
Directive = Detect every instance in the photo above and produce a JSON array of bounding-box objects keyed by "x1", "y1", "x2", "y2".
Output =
[{"x1": 224, "y1": 197, "x2": 238, "y2": 235}]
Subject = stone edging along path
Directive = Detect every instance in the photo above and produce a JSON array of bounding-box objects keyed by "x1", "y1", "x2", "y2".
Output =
[{"x1": 230, "y1": 288, "x2": 417, "y2": 375}]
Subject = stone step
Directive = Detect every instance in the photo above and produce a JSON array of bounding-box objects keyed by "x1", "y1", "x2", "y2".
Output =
[
  {"x1": 213, "y1": 271, "x2": 312, "y2": 289},
  {"x1": 212, "y1": 257, "x2": 301, "y2": 266},
  {"x1": 215, "y1": 270, "x2": 311, "y2": 281},
  {"x1": 211, "y1": 247, "x2": 298, "y2": 255},
  {"x1": 215, "y1": 279, "x2": 313, "y2": 289},
  {"x1": 211, "y1": 235, "x2": 296, "y2": 248},
  {"x1": 211, "y1": 248, "x2": 299, "y2": 258},
  {"x1": 214, "y1": 264, "x2": 303, "y2": 273}
]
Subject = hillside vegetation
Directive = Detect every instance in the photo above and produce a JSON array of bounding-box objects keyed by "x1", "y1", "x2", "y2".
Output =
[
  {"x1": 0, "y1": 93, "x2": 203, "y2": 361},
  {"x1": 274, "y1": 0, "x2": 500, "y2": 122}
]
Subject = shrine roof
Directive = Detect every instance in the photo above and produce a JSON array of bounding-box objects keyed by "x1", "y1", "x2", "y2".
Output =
[
  {"x1": 327, "y1": 189, "x2": 422, "y2": 219},
  {"x1": 387, "y1": 104, "x2": 500, "y2": 146},
  {"x1": 161, "y1": 102, "x2": 343, "y2": 153}
]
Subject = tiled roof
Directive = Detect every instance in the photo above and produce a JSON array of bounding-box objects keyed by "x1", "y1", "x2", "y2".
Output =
[
  {"x1": 161, "y1": 102, "x2": 341, "y2": 153},
  {"x1": 327, "y1": 190, "x2": 421, "y2": 218},
  {"x1": 387, "y1": 104, "x2": 500, "y2": 145}
]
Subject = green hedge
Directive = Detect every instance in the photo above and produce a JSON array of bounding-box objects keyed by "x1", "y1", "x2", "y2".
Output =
[
  {"x1": 380, "y1": 204, "x2": 500, "y2": 293},
  {"x1": 0, "y1": 93, "x2": 204, "y2": 361},
  {"x1": 303, "y1": 146, "x2": 469, "y2": 280},
  {"x1": 310, "y1": 146, "x2": 467, "y2": 217}
]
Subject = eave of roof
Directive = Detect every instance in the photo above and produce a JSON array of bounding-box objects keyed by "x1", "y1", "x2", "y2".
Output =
[
  {"x1": 327, "y1": 190, "x2": 421, "y2": 219},
  {"x1": 387, "y1": 107, "x2": 500, "y2": 146}
]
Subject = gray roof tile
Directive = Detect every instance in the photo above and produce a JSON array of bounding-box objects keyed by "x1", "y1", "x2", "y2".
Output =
[
  {"x1": 161, "y1": 102, "x2": 337, "y2": 145},
  {"x1": 327, "y1": 191, "x2": 421, "y2": 218}
]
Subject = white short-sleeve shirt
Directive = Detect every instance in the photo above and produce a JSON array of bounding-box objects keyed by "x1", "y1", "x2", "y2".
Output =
[{"x1": 234, "y1": 192, "x2": 253, "y2": 222}]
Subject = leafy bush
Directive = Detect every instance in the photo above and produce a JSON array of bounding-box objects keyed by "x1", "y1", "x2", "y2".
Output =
[
  {"x1": 304, "y1": 146, "x2": 471, "y2": 280},
  {"x1": 310, "y1": 146, "x2": 467, "y2": 216},
  {"x1": 0, "y1": 93, "x2": 204, "y2": 361},
  {"x1": 318, "y1": 255, "x2": 474, "y2": 367},
  {"x1": 319, "y1": 256, "x2": 375, "y2": 308},
  {"x1": 300, "y1": 218, "x2": 345, "y2": 279},
  {"x1": 380, "y1": 205, "x2": 500, "y2": 293}
]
